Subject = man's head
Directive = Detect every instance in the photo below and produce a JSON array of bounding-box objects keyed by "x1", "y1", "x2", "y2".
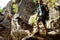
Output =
[
  {"x1": 38, "y1": 0, "x2": 43, "y2": 4},
  {"x1": 33, "y1": 0, "x2": 43, "y2": 4}
]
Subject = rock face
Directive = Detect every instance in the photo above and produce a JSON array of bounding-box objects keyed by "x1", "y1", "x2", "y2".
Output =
[
  {"x1": 0, "y1": 1, "x2": 12, "y2": 40},
  {"x1": 0, "y1": 0, "x2": 60, "y2": 40},
  {"x1": 17, "y1": 0, "x2": 35, "y2": 22},
  {"x1": 11, "y1": 0, "x2": 35, "y2": 40}
]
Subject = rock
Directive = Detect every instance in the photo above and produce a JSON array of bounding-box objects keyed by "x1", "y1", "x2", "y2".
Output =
[{"x1": 11, "y1": 29, "x2": 29, "y2": 40}]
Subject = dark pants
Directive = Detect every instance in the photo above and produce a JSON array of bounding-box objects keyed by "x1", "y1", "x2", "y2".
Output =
[
  {"x1": 37, "y1": 16, "x2": 48, "y2": 34},
  {"x1": 38, "y1": 16, "x2": 46, "y2": 25}
]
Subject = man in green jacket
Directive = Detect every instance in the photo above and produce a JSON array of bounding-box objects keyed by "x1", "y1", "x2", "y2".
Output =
[{"x1": 33, "y1": 0, "x2": 49, "y2": 35}]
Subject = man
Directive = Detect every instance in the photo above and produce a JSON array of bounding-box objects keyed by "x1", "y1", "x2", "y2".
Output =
[{"x1": 36, "y1": 0, "x2": 49, "y2": 35}]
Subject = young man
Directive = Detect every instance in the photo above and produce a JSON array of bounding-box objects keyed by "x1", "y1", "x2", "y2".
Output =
[{"x1": 36, "y1": 0, "x2": 49, "y2": 35}]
